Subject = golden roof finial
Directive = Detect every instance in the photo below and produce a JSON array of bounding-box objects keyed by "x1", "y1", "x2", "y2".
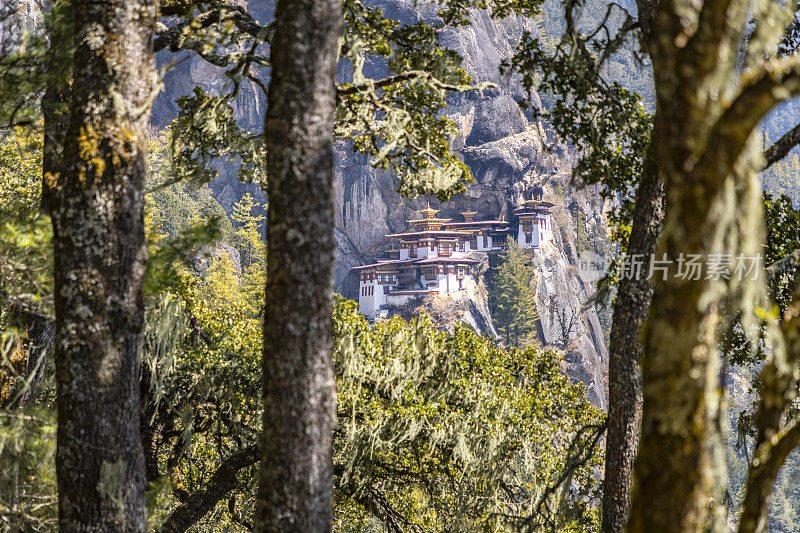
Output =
[{"x1": 418, "y1": 201, "x2": 439, "y2": 219}]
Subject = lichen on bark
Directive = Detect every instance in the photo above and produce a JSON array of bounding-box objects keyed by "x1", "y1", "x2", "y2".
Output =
[{"x1": 47, "y1": 0, "x2": 158, "y2": 530}]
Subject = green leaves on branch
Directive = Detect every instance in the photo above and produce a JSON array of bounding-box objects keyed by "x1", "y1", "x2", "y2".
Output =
[
  {"x1": 0, "y1": 0, "x2": 74, "y2": 129},
  {"x1": 333, "y1": 296, "x2": 601, "y2": 531},
  {"x1": 336, "y1": 0, "x2": 493, "y2": 199},
  {"x1": 164, "y1": 0, "x2": 507, "y2": 199},
  {"x1": 0, "y1": 126, "x2": 52, "y2": 320},
  {"x1": 136, "y1": 278, "x2": 601, "y2": 531},
  {"x1": 170, "y1": 89, "x2": 267, "y2": 186},
  {"x1": 150, "y1": 179, "x2": 608, "y2": 529},
  {"x1": 335, "y1": 72, "x2": 474, "y2": 200}
]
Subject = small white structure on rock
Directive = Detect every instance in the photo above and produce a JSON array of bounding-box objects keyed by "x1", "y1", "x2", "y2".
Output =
[{"x1": 354, "y1": 197, "x2": 554, "y2": 317}]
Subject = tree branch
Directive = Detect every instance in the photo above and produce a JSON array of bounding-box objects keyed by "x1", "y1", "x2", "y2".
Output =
[
  {"x1": 692, "y1": 58, "x2": 800, "y2": 181},
  {"x1": 687, "y1": 0, "x2": 750, "y2": 77},
  {"x1": 764, "y1": 121, "x2": 800, "y2": 169},
  {"x1": 737, "y1": 421, "x2": 800, "y2": 533},
  {"x1": 157, "y1": 444, "x2": 259, "y2": 533},
  {"x1": 154, "y1": 2, "x2": 269, "y2": 53},
  {"x1": 336, "y1": 70, "x2": 495, "y2": 96},
  {"x1": 738, "y1": 293, "x2": 800, "y2": 532},
  {"x1": 766, "y1": 249, "x2": 800, "y2": 285}
]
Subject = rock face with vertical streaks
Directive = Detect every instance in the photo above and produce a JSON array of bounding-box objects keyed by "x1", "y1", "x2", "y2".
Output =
[{"x1": 328, "y1": 3, "x2": 610, "y2": 406}]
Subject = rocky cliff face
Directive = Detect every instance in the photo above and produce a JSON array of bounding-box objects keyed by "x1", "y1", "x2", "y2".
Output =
[{"x1": 333, "y1": 3, "x2": 610, "y2": 406}]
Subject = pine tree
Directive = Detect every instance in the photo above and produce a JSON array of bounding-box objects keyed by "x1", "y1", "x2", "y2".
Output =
[
  {"x1": 491, "y1": 237, "x2": 539, "y2": 349},
  {"x1": 230, "y1": 193, "x2": 266, "y2": 314},
  {"x1": 230, "y1": 193, "x2": 266, "y2": 270}
]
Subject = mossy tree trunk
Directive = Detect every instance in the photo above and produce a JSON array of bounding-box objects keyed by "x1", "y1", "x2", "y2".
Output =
[
  {"x1": 628, "y1": 0, "x2": 800, "y2": 529},
  {"x1": 47, "y1": 0, "x2": 158, "y2": 530},
  {"x1": 254, "y1": 0, "x2": 342, "y2": 528}
]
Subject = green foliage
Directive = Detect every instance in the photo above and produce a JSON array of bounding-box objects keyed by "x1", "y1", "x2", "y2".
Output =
[
  {"x1": 0, "y1": 410, "x2": 57, "y2": 531},
  {"x1": 161, "y1": 0, "x2": 496, "y2": 200},
  {"x1": 723, "y1": 192, "x2": 800, "y2": 526},
  {"x1": 147, "y1": 130, "x2": 230, "y2": 239},
  {"x1": 571, "y1": 201, "x2": 590, "y2": 252},
  {"x1": 503, "y1": 23, "x2": 650, "y2": 248},
  {"x1": 144, "y1": 276, "x2": 262, "y2": 527},
  {"x1": 229, "y1": 193, "x2": 265, "y2": 268},
  {"x1": 722, "y1": 193, "x2": 800, "y2": 367},
  {"x1": 229, "y1": 193, "x2": 266, "y2": 314},
  {"x1": 0, "y1": 1, "x2": 73, "y2": 128},
  {"x1": 490, "y1": 238, "x2": 540, "y2": 349},
  {"x1": 133, "y1": 275, "x2": 601, "y2": 532},
  {"x1": 501, "y1": 0, "x2": 652, "y2": 304},
  {"x1": 335, "y1": 0, "x2": 483, "y2": 200},
  {"x1": 333, "y1": 297, "x2": 601, "y2": 531},
  {"x1": 0, "y1": 5, "x2": 611, "y2": 532},
  {"x1": 170, "y1": 88, "x2": 268, "y2": 186},
  {"x1": 763, "y1": 192, "x2": 800, "y2": 311},
  {"x1": 145, "y1": 130, "x2": 228, "y2": 295},
  {"x1": 0, "y1": 120, "x2": 56, "y2": 521},
  {"x1": 197, "y1": 252, "x2": 249, "y2": 313},
  {"x1": 0, "y1": 125, "x2": 52, "y2": 323},
  {"x1": 0, "y1": 126, "x2": 42, "y2": 218}
]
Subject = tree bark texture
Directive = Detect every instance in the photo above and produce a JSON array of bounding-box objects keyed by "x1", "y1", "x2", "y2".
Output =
[
  {"x1": 599, "y1": 8, "x2": 664, "y2": 529},
  {"x1": 48, "y1": 0, "x2": 158, "y2": 530},
  {"x1": 628, "y1": 0, "x2": 800, "y2": 528},
  {"x1": 254, "y1": 0, "x2": 342, "y2": 528},
  {"x1": 764, "y1": 120, "x2": 800, "y2": 170},
  {"x1": 601, "y1": 140, "x2": 663, "y2": 532}
]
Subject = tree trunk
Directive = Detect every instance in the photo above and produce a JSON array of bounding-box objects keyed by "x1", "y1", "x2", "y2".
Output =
[
  {"x1": 254, "y1": 0, "x2": 341, "y2": 528},
  {"x1": 601, "y1": 140, "x2": 663, "y2": 532},
  {"x1": 628, "y1": 0, "x2": 783, "y2": 526},
  {"x1": 48, "y1": 0, "x2": 158, "y2": 530},
  {"x1": 599, "y1": 8, "x2": 664, "y2": 529}
]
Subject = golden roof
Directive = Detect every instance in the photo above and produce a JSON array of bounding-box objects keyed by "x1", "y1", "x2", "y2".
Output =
[{"x1": 417, "y1": 202, "x2": 439, "y2": 220}]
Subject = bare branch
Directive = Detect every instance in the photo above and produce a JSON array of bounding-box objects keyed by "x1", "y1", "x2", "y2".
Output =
[{"x1": 764, "y1": 121, "x2": 800, "y2": 169}]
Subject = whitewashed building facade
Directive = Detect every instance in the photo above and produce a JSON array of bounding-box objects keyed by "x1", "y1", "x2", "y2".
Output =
[{"x1": 355, "y1": 198, "x2": 554, "y2": 317}]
